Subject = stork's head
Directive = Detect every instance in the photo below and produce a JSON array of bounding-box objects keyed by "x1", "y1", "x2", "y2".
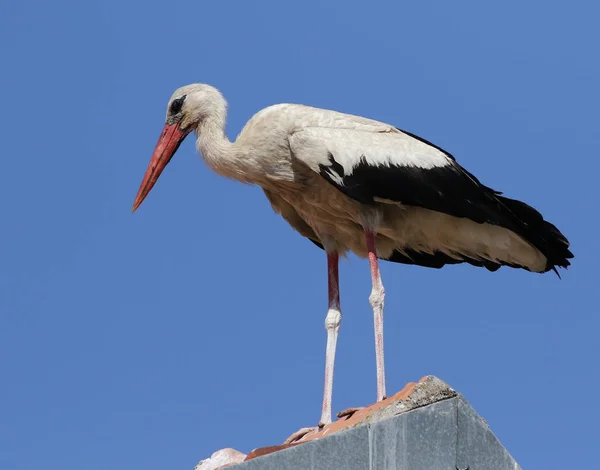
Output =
[{"x1": 132, "y1": 83, "x2": 226, "y2": 212}]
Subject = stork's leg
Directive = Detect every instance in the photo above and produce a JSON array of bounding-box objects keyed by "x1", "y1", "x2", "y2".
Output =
[
  {"x1": 319, "y1": 251, "x2": 341, "y2": 427},
  {"x1": 365, "y1": 230, "x2": 387, "y2": 401},
  {"x1": 283, "y1": 250, "x2": 341, "y2": 444}
]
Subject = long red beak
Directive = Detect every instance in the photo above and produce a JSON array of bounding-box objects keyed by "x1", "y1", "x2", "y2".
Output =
[{"x1": 132, "y1": 123, "x2": 189, "y2": 212}]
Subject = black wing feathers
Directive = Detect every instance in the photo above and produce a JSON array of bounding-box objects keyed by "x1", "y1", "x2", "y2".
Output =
[{"x1": 317, "y1": 127, "x2": 573, "y2": 272}]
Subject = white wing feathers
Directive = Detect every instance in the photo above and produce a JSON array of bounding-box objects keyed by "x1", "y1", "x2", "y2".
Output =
[{"x1": 288, "y1": 127, "x2": 452, "y2": 177}]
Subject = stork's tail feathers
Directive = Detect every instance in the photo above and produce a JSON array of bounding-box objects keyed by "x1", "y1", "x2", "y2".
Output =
[
  {"x1": 383, "y1": 195, "x2": 573, "y2": 275},
  {"x1": 496, "y1": 195, "x2": 573, "y2": 273}
]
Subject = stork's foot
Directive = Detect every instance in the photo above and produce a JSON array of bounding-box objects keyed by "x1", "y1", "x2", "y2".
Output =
[
  {"x1": 285, "y1": 405, "x2": 376, "y2": 444},
  {"x1": 336, "y1": 407, "x2": 364, "y2": 420},
  {"x1": 284, "y1": 426, "x2": 319, "y2": 444}
]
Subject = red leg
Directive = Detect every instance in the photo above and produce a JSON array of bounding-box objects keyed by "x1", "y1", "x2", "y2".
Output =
[{"x1": 365, "y1": 230, "x2": 387, "y2": 401}]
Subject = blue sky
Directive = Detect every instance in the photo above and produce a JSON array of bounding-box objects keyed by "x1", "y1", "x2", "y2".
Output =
[{"x1": 1, "y1": 1, "x2": 598, "y2": 468}]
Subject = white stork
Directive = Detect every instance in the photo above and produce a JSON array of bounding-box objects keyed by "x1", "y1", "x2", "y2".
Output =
[{"x1": 132, "y1": 83, "x2": 573, "y2": 428}]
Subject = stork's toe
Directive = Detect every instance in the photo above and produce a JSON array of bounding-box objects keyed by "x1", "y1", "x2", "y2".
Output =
[
  {"x1": 336, "y1": 407, "x2": 364, "y2": 419},
  {"x1": 283, "y1": 426, "x2": 319, "y2": 444}
]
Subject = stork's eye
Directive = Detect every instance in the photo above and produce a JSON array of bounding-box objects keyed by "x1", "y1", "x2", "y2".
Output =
[{"x1": 170, "y1": 96, "x2": 186, "y2": 115}]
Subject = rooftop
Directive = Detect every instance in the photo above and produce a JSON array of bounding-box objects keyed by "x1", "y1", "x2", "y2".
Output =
[{"x1": 194, "y1": 376, "x2": 521, "y2": 470}]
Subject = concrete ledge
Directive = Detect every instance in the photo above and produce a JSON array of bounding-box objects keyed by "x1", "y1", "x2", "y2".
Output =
[{"x1": 194, "y1": 376, "x2": 522, "y2": 470}]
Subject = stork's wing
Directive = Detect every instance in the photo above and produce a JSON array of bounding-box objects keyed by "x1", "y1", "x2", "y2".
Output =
[
  {"x1": 288, "y1": 126, "x2": 572, "y2": 271},
  {"x1": 289, "y1": 126, "x2": 493, "y2": 212}
]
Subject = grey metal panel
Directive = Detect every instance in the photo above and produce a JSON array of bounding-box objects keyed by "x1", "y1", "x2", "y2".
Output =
[
  {"x1": 369, "y1": 397, "x2": 457, "y2": 470},
  {"x1": 456, "y1": 396, "x2": 522, "y2": 470}
]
